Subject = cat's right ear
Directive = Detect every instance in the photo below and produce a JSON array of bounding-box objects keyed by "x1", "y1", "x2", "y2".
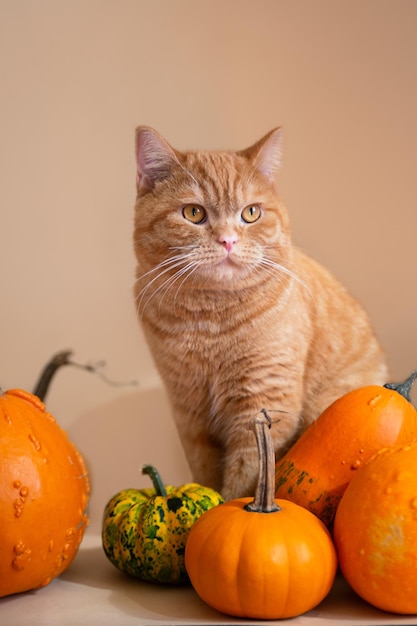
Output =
[
  {"x1": 240, "y1": 127, "x2": 283, "y2": 182},
  {"x1": 135, "y1": 127, "x2": 179, "y2": 192}
]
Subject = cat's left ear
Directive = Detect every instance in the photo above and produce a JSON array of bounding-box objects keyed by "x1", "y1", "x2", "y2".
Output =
[{"x1": 240, "y1": 127, "x2": 283, "y2": 181}]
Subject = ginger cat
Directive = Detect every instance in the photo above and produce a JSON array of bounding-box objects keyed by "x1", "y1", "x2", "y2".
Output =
[{"x1": 133, "y1": 126, "x2": 388, "y2": 500}]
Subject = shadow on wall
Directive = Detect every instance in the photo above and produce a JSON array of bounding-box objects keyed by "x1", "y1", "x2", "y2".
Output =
[{"x1": 68, "y1": 386, "x2": 192, "y2": 533}]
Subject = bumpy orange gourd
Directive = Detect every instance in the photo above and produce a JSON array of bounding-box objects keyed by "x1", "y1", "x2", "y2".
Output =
[
  {"x1": 185, "y1": 411, "x2": 337, "y2": 620},
  {"x1": 333, "y1": 443, "x2": 417, "y2": 614},
  {"x1": 0, "y1": 388, "x2": 90, "y2": 597},
  {"x1": 275, "y1": 372, "x2": 417, "y2": 528}
]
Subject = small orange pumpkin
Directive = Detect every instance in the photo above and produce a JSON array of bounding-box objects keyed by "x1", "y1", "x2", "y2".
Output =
[
  {"x1": 185, "y1": 411, "x2": 337, "y2": 620},
  {"x1": 0, "y1": 388, "x2": 90, "y2": 597},
  {"x1": 275, "y1": 371, "x2": 417, "y2": 528},
  {"x1": 333, "y1": 443, "x2": 417, "y2": 614}
]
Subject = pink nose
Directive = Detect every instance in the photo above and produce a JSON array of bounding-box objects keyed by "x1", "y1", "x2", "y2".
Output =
[{"x1": 219, "y1": 235, "x2": 238, "y2": 252}]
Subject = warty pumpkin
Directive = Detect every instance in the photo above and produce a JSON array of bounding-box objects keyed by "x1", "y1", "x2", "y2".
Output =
[
  {"x1": 185, "y1": 410, "x2": 337, "y2": 620},
  {"x1": 0, "y1": 388, "x2": 90, "y2": 597},
  {"x1": 333, "y1": 442, "x2": 417, "y2": 614},
  {"x1": 101, "y1": 465, "x2": 223, "y2": 584},
  {"x1": 275, "y1": 371, "x2": 417, "y2": 528}
]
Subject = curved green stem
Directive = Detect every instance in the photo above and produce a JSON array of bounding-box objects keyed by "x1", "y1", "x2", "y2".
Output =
[
  {"x1": 384, "y1": 370, "x2": 417, "y2": 404},
  {"x1": 245, "y1": 409, "x2": 280, "y2": 513},
  {"x1": 142, "y1": 464, "x2": 167, "y2": 497}
]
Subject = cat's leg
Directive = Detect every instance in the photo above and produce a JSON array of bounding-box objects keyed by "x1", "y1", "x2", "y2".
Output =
[
  {"x1": 172, "y1": 408, "x2": 224, "y2": 492},
  {"x1": 219, "y1": 428, "x2": 259, "y2": 500}
]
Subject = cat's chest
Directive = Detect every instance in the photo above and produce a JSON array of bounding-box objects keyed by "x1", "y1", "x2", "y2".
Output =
[
  {"x1": 142, "y1": 281, "x2": 307, "y2": 368},
  {"x1": 156, "y1": 314, "x2": 243, "y2": 352},
  {"x1": 144, "y1": 301, "x2": 274, "y2": 371}
]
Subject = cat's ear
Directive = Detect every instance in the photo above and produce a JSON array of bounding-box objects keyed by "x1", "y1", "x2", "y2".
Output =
[
  {"x1": 240, "y1": 127, "x2": 283, "y2": 181},
  {"x1": 135, "y1": 126, "x2": 180, "y2": 191}
]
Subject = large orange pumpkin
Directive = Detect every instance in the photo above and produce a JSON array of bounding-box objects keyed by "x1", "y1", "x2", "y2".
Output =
[
  {"x1": 333, "y1": 443, "x2": 417, "y2": 614},
  {"x1": 275, "y1": 371, "x2": 417, "y2": 528},
  {"x1": 0, "y1": 388, "x2": 90, "y2": 597},
  {"x1": 185, "y1": 411, "x2": 337, "y2": 620}
]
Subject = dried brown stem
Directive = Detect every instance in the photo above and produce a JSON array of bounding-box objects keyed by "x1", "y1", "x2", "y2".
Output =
[{"x1": 245, "y1": 409, "x2": 280, "y2": 513}]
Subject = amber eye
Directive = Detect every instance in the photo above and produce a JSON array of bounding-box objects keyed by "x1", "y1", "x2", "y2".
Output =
[
  {"x1": 182, "y1": 204, "x2": 206, "y2": 224},
  {"x1": 241, "y1": 204, "x2": 262, "y2": 223}
]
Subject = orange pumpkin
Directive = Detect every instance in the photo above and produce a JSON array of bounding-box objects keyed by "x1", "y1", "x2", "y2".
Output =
[
  {"x1": 185, "y1": 411, "x2": 337, "y2": 620},
  {"x1": 333, "y1": 443, "x2": 417, "y2": 614},
  {"x1": 275, "y1": 371, "x2": 417, "y2": 528},
  {"x1": 0, "y1": 388, "x2": 90, "y2": 597}
]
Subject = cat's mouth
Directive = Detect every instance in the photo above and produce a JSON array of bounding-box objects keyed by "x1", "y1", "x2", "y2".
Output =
[
  {"x1": 209, "y1": 250, "x2": 253, "y2": 281},
  {"x1": 218, "y1": 252, "x2": 238, "y2": 265}
]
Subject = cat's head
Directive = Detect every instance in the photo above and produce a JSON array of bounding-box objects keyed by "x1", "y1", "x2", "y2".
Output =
[{"x1": 133, "y1": 127, "x2": 294, "y2": 298}]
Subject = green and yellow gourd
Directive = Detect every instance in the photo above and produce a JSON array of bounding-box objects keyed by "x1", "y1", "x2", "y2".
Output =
[{"x1": 102, "y1": 465, "x2": 223, "y2": 584}]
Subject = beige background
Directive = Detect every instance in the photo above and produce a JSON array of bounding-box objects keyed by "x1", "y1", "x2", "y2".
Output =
[{"x1": 1, "y1": 0, "x2": 416, "y2": 532}]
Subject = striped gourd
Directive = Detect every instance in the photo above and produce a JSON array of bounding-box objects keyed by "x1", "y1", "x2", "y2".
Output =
[{"x1": 102, "y1": 465, "x2": 223, "y2": 584}]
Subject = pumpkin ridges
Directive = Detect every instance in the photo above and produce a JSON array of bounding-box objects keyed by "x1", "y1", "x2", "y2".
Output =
[
  {"x1": 118, "y1": 504, "x2": 147, "y2": 578},
  {"x1": 102, "y1": 489, "x2": 145, "y2": 570},
  {"x1": 272, "y1": 503, "x2": 331, "y2": 614},
  {"x1": 186, "y1": 501, "x2": 250, "y2": 612},
  {"x1": 135, "y1": 495, "x2": 186, "y2": 583}
]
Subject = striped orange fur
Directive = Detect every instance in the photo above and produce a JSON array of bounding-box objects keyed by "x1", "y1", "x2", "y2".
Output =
[{"x1": 133, "y1": 127, "x2": 388, "y2": 500}]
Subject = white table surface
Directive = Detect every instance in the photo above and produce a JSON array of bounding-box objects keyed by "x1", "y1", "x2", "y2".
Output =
[{"x1": 1, "y1": 530, "x2": 416, "y2": 626}]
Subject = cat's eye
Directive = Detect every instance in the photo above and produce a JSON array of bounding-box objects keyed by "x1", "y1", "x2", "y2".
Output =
[
  {"x1": 241, "y1": 204, "x2": 262, "y2": 223},
  {"x1": 182, "y1": 204, "x2": 206, "y2": 224}
]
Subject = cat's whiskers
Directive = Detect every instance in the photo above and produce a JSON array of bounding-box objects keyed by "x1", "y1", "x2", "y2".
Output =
[
  {"x1": 259, "y1": 258, "x2": 303, "y2": 285},
  {"x1": 137, "y1": 255, "x2": 193, "y2": 302},
  {"x1": 170, "y1": 260, "x2": 205, "y2": 312},
  {"x1": 153, "y1": 258, "x2": 203, "y2": 313},
  {"x1": 136, "y1": 247, "x2": 202, "y2": 316},
  {"x1": 257, "y1": 253, "x2": 312, "y2": 296}
]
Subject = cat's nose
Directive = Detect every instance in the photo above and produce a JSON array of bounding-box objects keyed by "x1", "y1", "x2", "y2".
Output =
[{"x1": 219, "y1": 235, "x2": 238, "y2": 253}]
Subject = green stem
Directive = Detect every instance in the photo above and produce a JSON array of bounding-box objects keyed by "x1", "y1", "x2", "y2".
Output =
[
  {"x1": 142, "y1": 464, "x2": 167, "y2": 497},
  {"x1": 384, "y1": 370, "x2": 417, "y2": 404},
  {"x1": 245, "y1": 409, "x2": 280, "y2": 513}
]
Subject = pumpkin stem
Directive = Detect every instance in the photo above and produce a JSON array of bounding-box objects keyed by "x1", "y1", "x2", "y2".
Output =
[
  {"x1": 384, "y1": 370, "x2": 417, "y2": 404},
  {"x1": 245, "y1": 409, "x2": 280, "y2": 513},
  {"x1": 32, "y1": 350, "x2": 138, "y2": 402},
  {"x1": 32, "y1": 350, "x2": 74, "y2": 401},
  {"x1": 142, "y1": 464, "x2": 167, "y2": 497}
]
